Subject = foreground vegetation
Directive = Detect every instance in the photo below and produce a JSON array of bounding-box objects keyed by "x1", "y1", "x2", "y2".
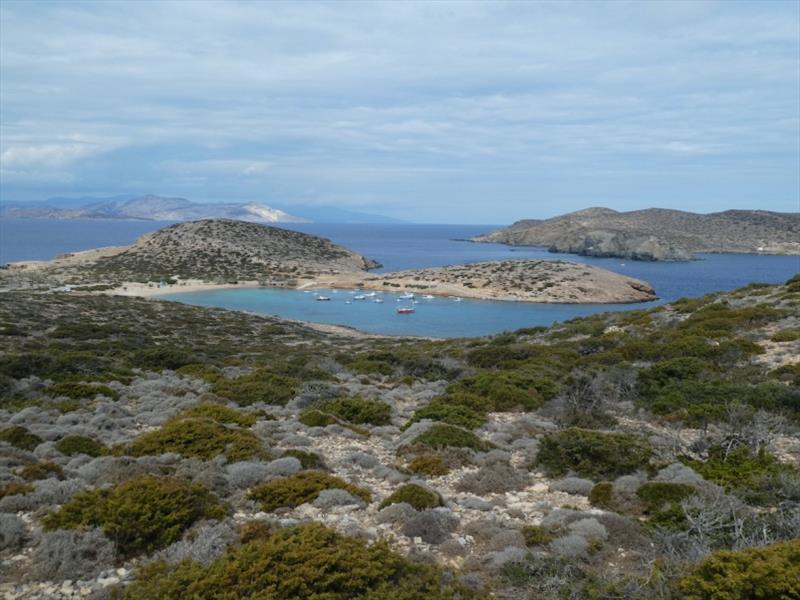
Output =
[{"x1": 0, "y1": 276, "x2": 798, "y2": 599}]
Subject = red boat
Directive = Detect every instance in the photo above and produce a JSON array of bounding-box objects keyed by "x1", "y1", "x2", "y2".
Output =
[{"x1": 396, "y1": 306, "x2": 415, "y2": 314}]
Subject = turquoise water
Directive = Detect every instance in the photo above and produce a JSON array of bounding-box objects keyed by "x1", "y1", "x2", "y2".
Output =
[
  {"x1": 3, "y1": 219, "x2": 797, "y2": 337},
  {"x1": 160, "y1": 287, "x2": 647, "y2": 338}
]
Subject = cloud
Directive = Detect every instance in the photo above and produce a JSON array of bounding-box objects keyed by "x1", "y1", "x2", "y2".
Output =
[{"x1": 0, "y1": 0, "x2": 797, "y2": 221}]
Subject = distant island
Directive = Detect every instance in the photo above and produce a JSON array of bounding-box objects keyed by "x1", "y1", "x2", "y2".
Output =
[
  {"x1": 1, "y1": 218, "x2": 655, "y2": 304},
  {"x1": 0, "y1": 194, "x2": 404, "y2": 224},
  {"x1": 472, "y1": 207, "x2": 800, "y2": 261}
]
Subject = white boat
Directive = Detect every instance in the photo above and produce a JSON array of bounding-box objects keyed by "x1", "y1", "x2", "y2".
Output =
[
  {"x1": 399, "y1": 292, "x2": 415, "y2": 299},
  {"x1": 316, "y1": 296, "x2": 331, "y2": 301},
  {"x1": 373, "y1": 298, "x2": 384, "y2": 304},
  {"x1": 397, "y1": 306, "x2": 415, "y2": 314},
  {"x1": 365, "y1": 292, "x2": 377, "y2": 297},
  {"x1": 354, "y1": 294, "x2": 366, "y2": 300},
  {"x1": 423, "y1": 294, "x2": 435, "y2": 300},
  {"x1": 452, "y1": 297, "x2": 463, "y2": 302}
]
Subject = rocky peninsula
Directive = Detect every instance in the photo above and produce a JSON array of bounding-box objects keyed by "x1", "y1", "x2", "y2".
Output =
[{"x1": 473, "y1": 207, "x2": 800, "y2": 261}]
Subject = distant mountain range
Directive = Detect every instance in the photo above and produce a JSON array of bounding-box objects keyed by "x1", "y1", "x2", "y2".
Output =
[
  {"x1": 473, "y1": 207, "x2": 800, "y2": 261},
  {"x1": 0, "y1": 194, "x2": 404, "y2": 224}
]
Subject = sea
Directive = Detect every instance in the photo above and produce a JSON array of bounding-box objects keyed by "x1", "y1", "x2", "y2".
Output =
[{"x1": 2, "y1": 218, "x2": 798, "y2": 338}]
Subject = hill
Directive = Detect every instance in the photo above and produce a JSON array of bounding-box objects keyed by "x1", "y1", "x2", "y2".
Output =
[
  {"x1": 0, "y1": 276, "x2": 797, "y2": 599},
  {"x1": 1, "y1": 219, "x2": 380, "y2": 288},
  {"x1": 473, "y1": 207, "x2": 800, "y2": 261}
]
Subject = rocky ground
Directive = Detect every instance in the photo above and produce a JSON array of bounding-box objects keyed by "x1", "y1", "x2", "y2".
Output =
[{"x1": 0, "y1": 277, "x2": 798, "y2": 599}]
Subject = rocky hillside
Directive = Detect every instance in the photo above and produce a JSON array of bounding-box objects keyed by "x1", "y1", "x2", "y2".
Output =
[
  {"x1": 85, "y1": 219, "x2": 380, "y2": 283},
  {"x1": 0, "y1": 276, "x2": 797, "y2": 599},
  {"x1": 325, "y1": 259, "x2": 657, "y2": 303},
  {"x1": 473, "y1": 208, "x2": 800, "y2": 261}
]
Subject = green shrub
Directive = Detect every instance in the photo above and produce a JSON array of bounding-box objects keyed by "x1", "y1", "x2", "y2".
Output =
[
  {"x1": 588, "y1": 482, "x2": 615, "y2": 509},
  {"x1": 679, "y1": 539, "x2": 800, "y2": 600},
  {"x1": 521, "y1": 525, "x2": 556, "y2": 547},
  {"x1": 55, "y1": 435, "x2": 107, "y2": 457},
  {"x1": 0, "y1": 426, "x2": 42, "y2": 451},
  {"x1": 448, "y1": 370, "x2": 547, "y2": 410},
  {"x1": 405, "y1": 396, "x2": 487, "y2": 430},
  {"x1": 176, "y1": 363, "x2": 223, "y2": 382},
  {"x1": 130, "y1": 347, "x2": 197, "y2": 370},
  {"x1": 213, "y1": 369, "x2": 298, "y2": 406},
  {"x1": 407, "y1": 455, "x2": 450, "y2": 477},
  {"x1": 0, "y1": 482, "x2": 34, "y2": 499},
  {"x1": 682, "y1": 446, "x2": 797, "y2": 501},
  {"x1": 179, "y1": 403, "x2": 256, "y2": 426},
  {"x1": 128, "y1": 417, "x2": 264, "y2": 461},
  {"x1": 47, "y1": 381, "x2": 119, "y2": 401},
  {"x1": 249, "y1": 471, "x2": 371, "y2": 512},
  {"x1": 19, "y1": 461, "x2": 64, "y2": 481},
  {"x1": 379, "y1": 484, "x2": 443, "y2": 510},
  {"x1": 536, "y1": 428, "x2": 651, "y2": 480},
  {"x1": 410, "y1": 424, "x2": 492, "y2": 452},
  {"x1": 316, "y1": 397, "x2": 391, "y2": 426},
  {"x1": 636, "y1": 481, "x2": 695, "y2": 512},
  {"x1": 42, "y1": 475, "x2": 225, "y2": 558},
  {"x1": 280, "y1": 449, "x2": 324, "y2": 469},
  {"x1": 120, "y1": 522, "x2": 485, "y2": 600},
  {"x1": 770, "y1": 330, "x2": 800, "y2": 342},
  {"x1": 298, "y1": 409, "x2": 338, "y2": 427}
]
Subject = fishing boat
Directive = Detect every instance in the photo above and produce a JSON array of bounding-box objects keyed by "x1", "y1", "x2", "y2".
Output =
[
  {"x1": 316, "y1": 295, "x2": 331, "y2": 301},
  {"x1": 397, "y1": 306, "x2": 415, "y2": 314},
  {"x1": 354, "y1": 294, "x2": 366, "y2": 300},
  {"x1": 423, "y1": 294, "x2": 435, "y2": 300},
  {"x1": 365, "y1": 292, "x2": 377, "y2": 297},
  {"x1": 399, "y1": 292, "x2": 415, "y2": 299},
  {"x1": 373, "y1": 298, "x2": 384, "y2": 304}
]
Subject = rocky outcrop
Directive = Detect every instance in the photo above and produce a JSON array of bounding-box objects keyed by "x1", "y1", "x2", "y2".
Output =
[
  {"x1": 547, "y1": 230, "x2": 694, "y2": 261},
  {"x1": 473, "y1": 207, "x2": 800, "y2": 261}
]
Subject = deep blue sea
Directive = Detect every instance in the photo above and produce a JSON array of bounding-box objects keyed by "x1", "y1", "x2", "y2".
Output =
[{"x1": 2, "y1": 218, "x2": 798, "y2": 337}]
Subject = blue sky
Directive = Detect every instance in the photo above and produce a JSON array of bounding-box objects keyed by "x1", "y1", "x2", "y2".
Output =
[{"x1": 1, "y1": 0, "x2": 798, "y2": 223}]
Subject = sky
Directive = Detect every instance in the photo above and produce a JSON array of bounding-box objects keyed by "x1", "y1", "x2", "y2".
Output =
[{"x1": 0, "y1": 0, "x2": 798, "y2": 224}]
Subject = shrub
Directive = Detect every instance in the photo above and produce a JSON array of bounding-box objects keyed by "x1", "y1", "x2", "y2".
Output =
[
  {"x1": 315, "y1": 397, "x2": 391, "y2": 426},
  {"x1": 55, "y1": 435, "x2": 107, "y2": 457},
  {"x1": 120, "y1": 522, "x2": 484, "y2": 600},
  {"x1": 448, "y1": 370, "x2": 547, "y2": 410},
  {"x1": 770, "y1": 330, "x2": 800, "y2": 343},
  {"x1": 0, "y1": 513, "x2": 27, "y2": 551},
  {"x1": 248, "y1": 471, "x2": 371, "y2": 512},
  {"x1": 522, "y1": 525, "x2": 556, "y2": 547},
  {"x1": 405, "y1": 396, "x2": 487, "y2": 430},
  {"x1": 636, "y1": 481, "x2": 695, "y2": 513},
  {"x1": 379, "y1": 484, "x2": 443, "y2": 510},
  {"x1": 213, "y1": 369, "x2": 298, "y2": 406},
  {"x1": 456, "y1": 462, "x2": 530, "y2": 495},
  {"x1": 130, "y1": 347, "x2": 197, "y2": 370},
  {"x1": 682, "y1": 446, "x2": 797, "y2": 501},
  {"x1": 280, "y1": 449, "x2": 324, "y2": 470},
  {"x1": 678, "y1": 539, "x2": 800, "y2": 600},
  {"x1": 0, "y1": 426, "x2": 42, "y2": 451},
  {"x1": 0, "y1": 482, "x2": 34, "y2": 500},
  {"x1": 407, "y1": 455, "x2": 450, "y2": 477},
  {"x1": 588, "y1": 482, "x2": 614, "y2": 509},
  {"x1": 176, "y1": 363, "x2": 223, "y2": 382},
  {"x1": 536, "y1": 428, "x2": 651, "y2": 480},
  {"x1": 179, "y1": 403, "x2": 257, "y2": 426},
  {"x1": 20, "y1": 461, "x2": 65, "y2": 481},
  {"x1": 46, "y1": 381, "x2": 119, "y2": 401},
  {"x1": 42, "y1": 475, "x2": 225, "y2": 558},
  {"x1": 411, "y1": 424, "x2": 492, "y2": 452},
  {"x1": 128, "y1": 417, "x2": 264, "y2": 462},
  {"x1": 31, "y1": 528, "x2": 115, "y2": 581},
  {"x1": 298, "y1": 408, "x2": 338, "y2": 427}
]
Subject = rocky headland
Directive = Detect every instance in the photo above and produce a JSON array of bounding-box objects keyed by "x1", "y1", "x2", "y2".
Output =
[
  {"x1": 473, "y1": 207, "x2": 800, "y2": 261},
  {"x1": 309, "y1": 259, "x2": 657, "y2": 304}
]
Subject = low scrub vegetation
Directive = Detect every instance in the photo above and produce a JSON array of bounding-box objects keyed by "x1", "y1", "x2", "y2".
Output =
[
  {"x1": 379, "y1": 484, "x2": 443, "y2": 510},
  {"x1": 249, "y1": 471, "x2": 372, "y2": 512},
  {"x1": 536, "y1": 428, "x2": 651, "y2": 479},
  {"x1": 42, "y1": 475, "x2": 225, "y2": 558}
]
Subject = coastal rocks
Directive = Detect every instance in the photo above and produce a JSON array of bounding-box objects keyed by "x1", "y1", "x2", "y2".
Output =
[{"x1": 547, "y1": 230, "x2": 694, "y2": 262}]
